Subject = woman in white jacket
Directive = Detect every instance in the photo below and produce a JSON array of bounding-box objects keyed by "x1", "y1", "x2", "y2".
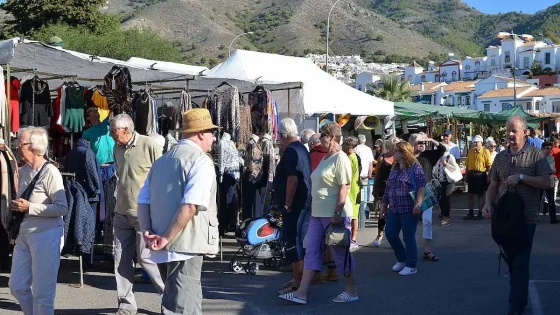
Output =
[
  {"x1": 433, "y1": 145, "x2": 459, "y2": 226},
  {"x1": 9, "y1": 127, "x2": 68, "y2": 315}
]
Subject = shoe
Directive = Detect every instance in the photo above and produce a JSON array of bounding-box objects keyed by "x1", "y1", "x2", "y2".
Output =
[
  {"x1": 115, "y1": 310, "x2": 137, "y2": 315},
  {"x1": 323, "y1": 268, "x2": 338, "y2": 282},
  {"x1": 311, "y1": 272, "x2": 325, "y2": 284},
  {"x1": 277, "y1": 285, "x2": 298, "y2": 295},
  {"x1": 398, "y1": 267, "x2": 417, "y2": 276},
  {"x1": 278, "y1": 292, "x2": 307, "y2": 305},
  {"x1": 392, "y1": 262, "x2": 406, "y2": 272},
  {"x1": 332, "y1": 292, "x2": 359, "y2": 303},
  {"x1": 463, "y1": 213, "x2": 475, "y2": 220},
  {"x1": 350, "y1": 241, "x2": 359, "y2": 252},
  {"x1": 474, "y1": 213, "x2": 483, "y2": 220},
  {"x1": 373, "y1": 238, "x2": 382, "y2": 247},
  {"x1": 441, "y1": 219, "x2": 450, "y2": 226}
]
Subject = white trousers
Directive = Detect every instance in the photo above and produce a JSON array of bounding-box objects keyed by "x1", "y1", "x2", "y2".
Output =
[
  {"x1": 422, "y1": 207, "x2": 433, "y2": 240},
  {"x1": 9, "y1": 226, "x2": 64, "y2": 315}
]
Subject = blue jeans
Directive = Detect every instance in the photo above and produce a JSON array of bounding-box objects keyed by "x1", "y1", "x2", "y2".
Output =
[
  {"x1": 385, "y1": 210, "x2": 419, "y2": 268},
  {"x1": 504, "y1": 223, "x2": 536, "y2": 314}
]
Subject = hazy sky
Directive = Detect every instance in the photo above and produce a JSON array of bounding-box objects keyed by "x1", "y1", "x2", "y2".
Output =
[{"x1": 463, "y1": 0, "x2": 557, "y2": 14}]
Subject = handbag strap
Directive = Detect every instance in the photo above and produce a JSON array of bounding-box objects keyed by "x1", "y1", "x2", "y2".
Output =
[
  {"x1": 409, "y1": 166, "x2": 418, "y2": 193},
  {"x1": 20, "y1": 162, "x2": 49, "y2": 200}
]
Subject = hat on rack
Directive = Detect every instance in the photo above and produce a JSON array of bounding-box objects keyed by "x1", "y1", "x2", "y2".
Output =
[{"x1": 182, "y1": 108, "x2": 219, "y2": 134}]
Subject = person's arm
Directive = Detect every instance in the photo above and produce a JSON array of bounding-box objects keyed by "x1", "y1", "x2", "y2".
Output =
[
  {"x1": 368, "y1": 161, "x2": 374, "y2": 178},
  {"x1": 149, "y1": 139, "x2": 163, "y2": 164},
  {"x1": 161, "y1": 203, "x2": 198, "y2": 242},
  {"x1": 374, "y1": 156, "x2": 383, "y2": 197},
  {"x1": 508, "y1": 155, "x2": 554, "y2": 190},
  {"x1": 27, "y1": 169, "x2": 68, "y2": 217},
  {"x1": 283, "y1": 148, "x2": 299, "y2": 210},
  {"x1": 285, "y1": 176, "x2": 298, "y2": 211},
  {"x1": 425, "y1": 141, "x2": 446, "y2": 165},
  {"x1": 334, "y1": 154, "x2": 352, "y2": 215},
  {"x1": 483, "y1": 165, "x2": 500, "y2": 217},
  {"x1": 137, "y1": 172, "x2": 152, "y2": 233}
]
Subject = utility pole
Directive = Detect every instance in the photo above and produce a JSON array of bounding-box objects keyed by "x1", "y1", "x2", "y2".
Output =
[{"x1": 325, "y1": 0, "x2": 342, "y2": 74}]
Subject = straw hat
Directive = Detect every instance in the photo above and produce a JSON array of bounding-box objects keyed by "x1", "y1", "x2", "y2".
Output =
[{"x1": 182, "y1": 108, "x2": 219, "y2": 134}]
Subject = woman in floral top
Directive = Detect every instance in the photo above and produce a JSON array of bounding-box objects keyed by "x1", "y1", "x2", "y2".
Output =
[{"x1": 380, "y1": 141, "x2": 425, "y2": 276}]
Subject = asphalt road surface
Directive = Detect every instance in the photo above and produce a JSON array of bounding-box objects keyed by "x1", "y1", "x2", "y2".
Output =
[{"x1": 0, "y1": 194, "x2": 559, "y2": 315}]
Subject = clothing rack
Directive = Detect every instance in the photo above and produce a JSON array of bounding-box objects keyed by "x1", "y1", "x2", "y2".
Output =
[{"x1": 60, "y1": 172, "x2": 88, "y2": 289}]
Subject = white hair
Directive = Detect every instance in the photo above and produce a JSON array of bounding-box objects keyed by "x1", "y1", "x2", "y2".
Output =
[
  {"x1": 384, "y1": 136, "x2": 400, "y2": 152},
  {"x1": 19, "y1": 127, "x2": 49, "y2": 156},
  {"x1": 408, "y1": 133, "x2": 425, "y2": 146},
  {"x1": 300, "y1": 129, "x2": 315, "y2": 144},
  {"x1": 358, "y1": 134, "x2": 366, "y2": 144},
  {"x1": 110, "y1": 114, "x2": 135, "y2": 133},
  {"x1": 308, "y1": 133, "x2": 321, "y2": 147},
  {"x1": 486, "y1": 137, "x2": 496, "y2": 147},
  {"x1": 507, "y1": 115, "x2": 528, "y2": 130},
  {"x1": 279, "y1": 118, "x2": 298, "y2": 138}
]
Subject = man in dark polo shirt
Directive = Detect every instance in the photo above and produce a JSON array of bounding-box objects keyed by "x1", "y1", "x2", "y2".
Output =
[{"x1": 483, "y1": 115, "x2": 553, "y2": 315}]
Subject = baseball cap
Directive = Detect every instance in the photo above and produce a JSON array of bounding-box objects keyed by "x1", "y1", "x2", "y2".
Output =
[
  {"x1": 443, "y1": 130, "x2": 452, "y2": 136},
  {"x1": 473, "y1": 135, "x2": 483, "y2": 143}
]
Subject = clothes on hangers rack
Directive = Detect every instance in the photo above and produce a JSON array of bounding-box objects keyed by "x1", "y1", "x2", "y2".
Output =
[
  {"x1": 238, "y1": 104, "x2": 252, "y2": 146},
  {"x1": 248, "y1": 87, "x2": 270, "y2": 136},
  {"x1": 0, "y1": 67, "x2": 6, "y2": 137},
  {"x1": 157, "y1": 101, "x2": 179, "y2": 137},
  {"x1": 63, "y1": 83, "x2": 86, "y2": 132},
  {"x1": 90, "y1": 89, "x2": 110, "y2": 121},
  {"x1": 62, "y1": 179, "x2": 95, "y2": 256},
  {"x1": 102, "y1": 66, "x2": 132, "y2": 115},
  {"x1": 208, "y1": 85, "x2": 241, "y2": 142},
  {"x1": 260, "y1": 134, "x2": 275, "y2": 183},
  {"x1": 102, "y1": 174, "x2": 117, "y2": 256},
  {"x1": 64, "y1": 139, "x2": 101, "y2": 203},
  {"x1": 4, "y1": 76, "x2": 20, "y2": 133},
  {"x1": 131, "y1": 90, "x2": 156, "y2": 135},
  {"x1": 0, "y1": 143, "x2": 18, "y2": 270},
  {"x1": 218, "y1": 133, "x2": 242, "y2": 180},
  {"x1": 20, "y1": 77, "x2": 52, "y2": 127}
]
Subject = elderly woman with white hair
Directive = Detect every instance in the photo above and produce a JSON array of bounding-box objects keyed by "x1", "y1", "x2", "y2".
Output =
[
  {"x1": 8, "y1": 127, "x2": 68, "y2": 315},
  {"x1": 486, "y1": 137, "x2": 498, "y2": 165},
  {"x1": 300, "y1": 129, "x2": 316, "y2": 151}
]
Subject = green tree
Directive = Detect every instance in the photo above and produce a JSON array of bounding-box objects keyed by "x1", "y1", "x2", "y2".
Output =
[
  {"x1": 531, "y1": 60, "x2": 543, "y2": 76},
  {"x1": 372, "y1": 76, "x2": 412, "y2": 102},
  {"x1": 2, "y1": 0, "x2": 116, "y2": 34}
]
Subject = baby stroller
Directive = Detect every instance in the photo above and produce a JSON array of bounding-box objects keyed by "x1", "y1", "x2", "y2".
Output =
[{"x1": 228, "y1": 205, "x2": 285, "y2": 275}]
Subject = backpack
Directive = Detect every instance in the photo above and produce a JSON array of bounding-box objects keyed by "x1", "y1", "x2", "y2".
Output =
[{"x1": 491, "y1": 190, "x2": 528, "y2": 268}]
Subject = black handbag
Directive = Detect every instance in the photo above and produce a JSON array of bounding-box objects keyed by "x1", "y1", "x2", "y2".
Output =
[{"x1": 7, "y1": 163, "x2": 49, "y2": 240}]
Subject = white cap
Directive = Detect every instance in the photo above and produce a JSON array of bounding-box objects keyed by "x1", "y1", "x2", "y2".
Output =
[{"x1": 473, "y1": 135, "x2": 484, "y2": 143}]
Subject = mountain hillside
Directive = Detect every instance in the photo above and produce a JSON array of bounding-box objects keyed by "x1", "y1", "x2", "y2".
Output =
[{"x1": 112, "y1": 0, "x2": 451, "y2": 66}]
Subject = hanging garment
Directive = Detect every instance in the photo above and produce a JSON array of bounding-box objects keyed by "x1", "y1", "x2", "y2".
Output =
[
  {"x1": 0, "y1": 144, "x2": 18, "y2": 232},
  {"x1": 4, "y1": 76, "x2": 20, "y2": 133},
  {"x1": 62, "y1": 180, "x2": 95, "y2": 255},
  {"x1": 260, "y1": 135, "x2": 276, "y2": 184},
  {"x1": 179, "y1": 90, "x2": 192, "y2": 127},
  {"x1": 65, "y1": 139, "x2": 101, "y2": 200},
  {"x1": 91, "y1": 89, "x2": 110, "y2": 121},
  {"x1": 208, "y1": 86, "x2": 241, "y2": 142},
  {"x1": 131, "y1": 90, "x2": 154, "y2": 135},
  {"x1": 248, "y1": 88, "x2": 270, "y2": 136},
  {"x1": 63, "y1": 84, "x2": 86, "y2": 132},
  {"x1": 219, "y1": 173, "x2": 238, "y2": 236},
  {"x1": 20, "y1": 78, "x2": 52, "y2": 127},
  {"x1": 219, "y1": 134, "x2": 241, "y2": 180},
  {"x1": 164, "y1": 132, "x2": 178, "y2": 154},
  {"x1": 0, "y1": 66, "x2": 5, "y2": 133},
  {"x1": 244, "y1": 137, "x2": 263, "y2": 184},
  {"x1": 102, "y1": 66, "x2": 133, "y2": 115},
  {"x1": 238, "y1": 104, "x2": 252, "y2": 146},
  {"x1": 157, "y1": 102, "x2": 179, "y2": 136},
  {"x1": 103, "y1": 175, "x2": 117, "y2": 255}
]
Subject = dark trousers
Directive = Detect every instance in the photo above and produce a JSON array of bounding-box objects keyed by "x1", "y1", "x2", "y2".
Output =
[
  {"x1": 540, "y1": 189, "x2": 558, "y2": 221},
  {"x1": 241, "y1": 175, "x2": 267, "y2": 220},
  {"x1": 282, "y1": 207, "x2": 303, "y2": 263},
  {"x1": 439, "y1": 182, "x2": 451, "y2": 217},
  {"x1": 219, "y1": 173, "x2": 238, "y2": 235},
  {"x1": 503, "y1": 224, "x2": 536, "y2": 314},
  {"x1": 0, "y1": 223, "x2": 10, "y2": 270}
]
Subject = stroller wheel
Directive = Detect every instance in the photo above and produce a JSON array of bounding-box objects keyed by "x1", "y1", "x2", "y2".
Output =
[
  {"x1": 247, "y1": 262, "x2": 259, "y2": 275},
  {"x1": 229, "y1": 260, "x2": 243, "y2": 274}
]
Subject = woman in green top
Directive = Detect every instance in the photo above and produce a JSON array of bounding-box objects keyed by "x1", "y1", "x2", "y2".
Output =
[{"x1": 343, "y1": 137, "x2": 361, "y2": 252}]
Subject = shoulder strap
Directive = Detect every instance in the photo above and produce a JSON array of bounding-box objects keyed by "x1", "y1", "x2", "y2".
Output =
[
  {"x1": 20, "y1": 162, "x2": 49, "y2": 200},
  {"x1": 409, "y1": 166, "x2": 418, "y2": 192}
]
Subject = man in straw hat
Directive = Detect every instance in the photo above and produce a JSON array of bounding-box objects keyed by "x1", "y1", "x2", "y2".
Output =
[{"x1": 138, "y1": 108, "x2": 220, "y2": 315}]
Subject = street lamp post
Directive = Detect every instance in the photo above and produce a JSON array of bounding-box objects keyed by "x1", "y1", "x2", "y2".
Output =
[
  {"x1": 507, "y1": 31, "x2": 518, "y2": 107},
  {"x1": 326, "y1": 0, "x2": 342, "y2": 74},
  {"x1": 229, "y1": 32, "x2": 254, "y2": 57}
]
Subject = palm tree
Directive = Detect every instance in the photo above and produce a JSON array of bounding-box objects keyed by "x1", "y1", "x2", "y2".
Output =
[{"x1": 370, "y1": 76, "x2": 412, "y2": 102}]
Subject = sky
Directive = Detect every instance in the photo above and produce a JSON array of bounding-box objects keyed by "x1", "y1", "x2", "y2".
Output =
[{"x1": 463, "y1": 0, "x2": 557, "y2": 14}]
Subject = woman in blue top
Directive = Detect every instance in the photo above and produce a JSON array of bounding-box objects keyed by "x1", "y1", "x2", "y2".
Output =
[{"x1": 380, "y1": 141, "x2": 425, "y2": 276}]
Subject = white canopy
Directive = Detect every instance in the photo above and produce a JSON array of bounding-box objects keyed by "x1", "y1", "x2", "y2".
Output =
[
  {"x1": 126, "y1": 57, "x2": 208, "y2": 76},
  {"x1": 205, "y1": 49, "x2": 394, "y2": 116}
]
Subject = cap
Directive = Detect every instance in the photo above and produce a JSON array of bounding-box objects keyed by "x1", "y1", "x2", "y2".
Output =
[
  {"x1": 443, "y1": 130, "x2": 452, "y2": 136},
  {"x1": 473, "y1": 135, "x2": 483, "y2": 143}
]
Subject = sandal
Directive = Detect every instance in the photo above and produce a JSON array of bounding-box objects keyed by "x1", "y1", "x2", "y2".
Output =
[
  {"x1": 279, "y1": 292, "x2": 307, "y2": 305},
  {"x1": 332, "y1": 292, "x2": 359, "y2": 303},
  {"x1": 277, "y1": 285, "x2": 298, "y2": 295},
  {"x1": 423, "y1": 251, "x2": 440, "y2": 261},
  {"x1": 282, "y1": 279, "x2": 294, "y2": 289}
]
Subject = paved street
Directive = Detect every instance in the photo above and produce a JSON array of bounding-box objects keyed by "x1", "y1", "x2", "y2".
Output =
[{"x1": 0, "y1": 194, "x2": 559, "y2": 315}]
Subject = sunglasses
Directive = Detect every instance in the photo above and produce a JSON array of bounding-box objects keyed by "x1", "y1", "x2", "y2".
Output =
[
  {"x1": 416, "y1": 142, "x2": 426, "y2": 145},
  {"x1": 489, "y1": 145, "x2": 496, "y2": 148},
  {"x1": 320, "y1": 132, "x2": 330, "y2": 138}
]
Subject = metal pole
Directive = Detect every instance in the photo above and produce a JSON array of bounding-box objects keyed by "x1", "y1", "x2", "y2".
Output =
[
  {"x1": 326, "y1": 0, "x2": 342, "y2": 73},
  {"x1": 229, "y1": 32, "x2": 254, "y2": 57},
  {"x1": 6, "y1": 64, "x2": 11, "y2": 146},
  {"x1": 512, "y1": 31, "x2": 517, "y2": 107}
]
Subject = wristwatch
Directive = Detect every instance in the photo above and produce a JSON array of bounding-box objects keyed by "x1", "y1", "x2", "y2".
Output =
[
  {"x1": 334, "y1": 211, "x2": 342, "y2": 216},
  {"x1": 519, "y1": 174, "x2": 524, "y2": 182}
]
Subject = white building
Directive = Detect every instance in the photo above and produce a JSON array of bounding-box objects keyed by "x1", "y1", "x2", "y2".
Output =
[
  {"x1": 439, "y1": 60, "x2": 462, "y2": 82},
  {"x1": 476, "y1": 86, "x2": 538, "y2": 112},
  {"x1": 355, "y1": 72, "x2": 381, "y2": 92}
]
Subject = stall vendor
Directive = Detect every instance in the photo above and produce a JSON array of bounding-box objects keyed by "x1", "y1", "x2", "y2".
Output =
[{"x1": 83, "y1": 107, "x2": 115, "y2": 165}]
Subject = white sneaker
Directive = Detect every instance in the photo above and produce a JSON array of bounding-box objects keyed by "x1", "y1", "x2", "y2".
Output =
[
  {"x1": 373, "y1": 239, "x2": 382, "y2": 247},
  {"x1": 399, "y1": 267, "x2": 417, "y2": 276},
  {"x1": 350, "y1": 242, "x2": 359, "y2": 252},
  {"x1": 392, "y1": 262, "x2": 406, "y2": 272}
]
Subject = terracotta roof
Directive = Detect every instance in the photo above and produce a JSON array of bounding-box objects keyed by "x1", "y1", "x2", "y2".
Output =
[
  {"x1": 443, "y1": 81, "x2": 477, "y2": 92},
  {"x1": 410, "y1": 82, "x2": 446, "y2": 92},
  {"x1": 478, "y1": 86, "x2": 534, "y2": 99},
  {"x1": 492, "y1": 75, "x2": 529, "y2": 84},
  {"x1": 408, "y1": 61, "x2": 423, "y2": 68},
  {"x1": 526, "y1": 87, "x2": 560, "y2": 97}
]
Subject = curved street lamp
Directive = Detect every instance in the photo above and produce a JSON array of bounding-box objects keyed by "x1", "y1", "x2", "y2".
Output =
[
  {"x1": 229, "y1": 32, "x2": 254, "y2": 57},
  {"x1": 326, "y1": 0, "x2": 342, "y2": 73}
]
